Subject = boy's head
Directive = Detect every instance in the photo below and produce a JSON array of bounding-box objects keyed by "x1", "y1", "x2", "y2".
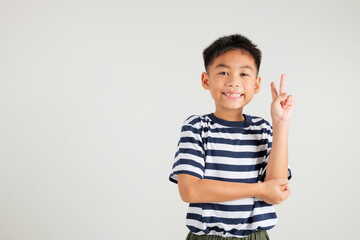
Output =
[
  {"x1": 201, "y1": 34, "x2": 263, "y2": 119},
  {"x1": 203, "y1": 34, "x2": 262, "y2": 76}
]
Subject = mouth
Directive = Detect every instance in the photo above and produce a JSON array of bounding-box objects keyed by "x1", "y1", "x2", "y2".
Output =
[{"x1": 223, "y1": 92, "x2": 244, "y2": 98}]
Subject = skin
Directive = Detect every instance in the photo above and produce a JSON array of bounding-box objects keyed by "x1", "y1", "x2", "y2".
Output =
[{"x1": 178, "y1": 49, "x2": 295, "y2": 204}]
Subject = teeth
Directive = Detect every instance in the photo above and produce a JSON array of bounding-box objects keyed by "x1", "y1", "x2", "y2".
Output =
[{"x1": 225, "y1": 93, "x2": 242, "y2": 97}]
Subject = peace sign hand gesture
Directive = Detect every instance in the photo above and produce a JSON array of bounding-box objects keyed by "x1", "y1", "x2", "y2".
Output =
[{"x1": 270, "y1": 74, "x2": 295, "y2": 125}]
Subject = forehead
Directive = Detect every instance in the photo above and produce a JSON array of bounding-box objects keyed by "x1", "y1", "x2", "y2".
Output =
[{"x1": 210, "y1": 49, "x2": 256, "y2": 70}]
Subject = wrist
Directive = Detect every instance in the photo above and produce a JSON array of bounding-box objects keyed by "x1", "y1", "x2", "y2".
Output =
[
  {"x1": 254, "y1": 182, "x2": 264, "y2": 199},
  {"x1": 272, "y1": 119, "x2": 290, "y2": 130}
]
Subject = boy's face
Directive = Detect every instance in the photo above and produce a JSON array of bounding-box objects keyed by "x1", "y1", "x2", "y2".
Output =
[{"x1": 201, "y1": 49, "x2": 261, "y2": 117}]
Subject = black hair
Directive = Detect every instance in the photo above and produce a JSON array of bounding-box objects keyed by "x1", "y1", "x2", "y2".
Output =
[{"x1": 202, "y1": 34, "x2": 262, "y2": 76}]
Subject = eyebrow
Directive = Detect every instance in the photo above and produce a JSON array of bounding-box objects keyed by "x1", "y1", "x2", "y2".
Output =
[{"x1": 214, "y1": 63, "x2": 254, "y2": 72}]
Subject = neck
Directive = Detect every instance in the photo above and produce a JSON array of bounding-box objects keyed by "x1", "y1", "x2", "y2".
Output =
[{"x1": 214, "y1": 108, "x2": 245, "y2": 121}]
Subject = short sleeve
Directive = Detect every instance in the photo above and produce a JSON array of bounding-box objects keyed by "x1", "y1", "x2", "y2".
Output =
[
  {"x1": 258, "y1": 124, "x2": 292, "y2": 182},
  {"x1": 169, "y1": 115, "x2": 206, "y2": 184}
]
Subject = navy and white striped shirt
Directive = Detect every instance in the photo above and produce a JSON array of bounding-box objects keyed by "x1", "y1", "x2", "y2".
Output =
[{"x1": 169, "y1": 113, "x2": 292, "y2": 238}]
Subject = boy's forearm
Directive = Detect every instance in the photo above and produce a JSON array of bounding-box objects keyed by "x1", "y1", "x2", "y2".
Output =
[
  {"x1": 264, "y1": 121, "x2": 289, "y2": 181},
  {"x1": 184, "y1": 178, "x2": 263, "y2": 203}
]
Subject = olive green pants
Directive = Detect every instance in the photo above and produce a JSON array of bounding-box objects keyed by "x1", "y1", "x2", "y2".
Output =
[{"x1": 185, "y1": 230, "x2": 270, "y2": 240}]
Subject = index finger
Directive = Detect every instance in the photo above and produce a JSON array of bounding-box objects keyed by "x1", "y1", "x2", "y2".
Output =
[{"x1": 279, "y1": 73, "x2": 286, "y2": 95}]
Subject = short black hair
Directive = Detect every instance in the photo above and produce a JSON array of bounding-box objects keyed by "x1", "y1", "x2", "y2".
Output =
[{"x1": 202, "y1": 34, "x2": 262, "y2": 76}]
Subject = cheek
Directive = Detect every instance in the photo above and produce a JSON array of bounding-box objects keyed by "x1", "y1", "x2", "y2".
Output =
[
  {"x1": 247, "y1": 80, "x2": 258, "y2": 89},
  {"x1": 210, "y1": 89, "x2": 223, "y2": 98},
  {"x1": 209, "y1": 81, "x2": 223, "y2": 92},
  {"x1": 243, "y1": 83, "x2": 255, "y2": 91}
]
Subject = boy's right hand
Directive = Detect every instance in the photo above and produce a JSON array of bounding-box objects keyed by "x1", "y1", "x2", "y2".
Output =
[{"x1": 259, "y1": 179, "x2": 290, "y2": 205}]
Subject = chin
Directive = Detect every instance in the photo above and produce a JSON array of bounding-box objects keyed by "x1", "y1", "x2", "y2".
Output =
[{"x1": 224, "y1": 106, "x2": 245, "y2": 111}]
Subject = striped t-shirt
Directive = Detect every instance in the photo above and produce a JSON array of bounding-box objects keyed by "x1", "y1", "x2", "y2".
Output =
[{"x1": 169, "y1": 113, "x2": 292, "y2": 238}]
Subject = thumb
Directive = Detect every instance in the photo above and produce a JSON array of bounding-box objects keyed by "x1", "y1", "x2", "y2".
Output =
[{"x1": 283, "y1": 186, "x2": 291, "y2": 198}]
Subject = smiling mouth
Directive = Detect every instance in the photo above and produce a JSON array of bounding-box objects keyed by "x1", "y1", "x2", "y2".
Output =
[{"x1": 223, "y1": 92, "x2": 243, "y2": 98}]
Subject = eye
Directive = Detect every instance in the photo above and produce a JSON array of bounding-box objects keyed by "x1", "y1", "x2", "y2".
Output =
[
  {"x1": 219, "y1": 72, "x2": 229, "y2": 75},
  {"x1": 240, "y1": 73, "x2": 249, "y2": 77}
]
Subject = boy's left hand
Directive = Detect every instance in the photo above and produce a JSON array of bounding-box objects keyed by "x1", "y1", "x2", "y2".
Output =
[{"x1": 270, "y1": 73, "x2": 295, "y2": 125}]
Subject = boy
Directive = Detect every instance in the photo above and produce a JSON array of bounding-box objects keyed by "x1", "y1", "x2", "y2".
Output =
[{"x1": 169, "y1": 34, "x2": 294, "y2": 240}]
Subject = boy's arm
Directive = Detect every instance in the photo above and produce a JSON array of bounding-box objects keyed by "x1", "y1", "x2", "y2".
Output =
[
  {"x1": 178, "y1": 174, "x2": 290, "y2": 204},
  {"x1": 265, "y1": 74, "x2": 294, "y2": 181},
  {"x1": 264, "y1": 122, "x2": 289, "y2": 181}
]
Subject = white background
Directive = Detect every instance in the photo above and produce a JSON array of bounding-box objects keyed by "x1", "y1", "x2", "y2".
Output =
[{"x1": 1, "y1": 0, "x2": 359, "y2": 239}]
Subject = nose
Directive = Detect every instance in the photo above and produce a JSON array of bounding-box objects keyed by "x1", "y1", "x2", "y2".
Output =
[{"x1": 225, "y1": 77, "x2": 241, "y2": 87}]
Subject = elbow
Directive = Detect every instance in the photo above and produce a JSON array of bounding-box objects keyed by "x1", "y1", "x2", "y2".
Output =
[
  {"x1": 177, "y1": 174, "x2": 201, "y2": 203},
  {"x1": 179, "y1": 185, "x2": 195, "y2": 203}
]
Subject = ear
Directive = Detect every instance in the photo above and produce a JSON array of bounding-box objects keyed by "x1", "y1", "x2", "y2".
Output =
[
  {"x1": 254, "y1": 76, "x2": 261, "y2": 94},
  {"x1": 201, "y1": 72, "x2": 210, "y2": 90}
]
